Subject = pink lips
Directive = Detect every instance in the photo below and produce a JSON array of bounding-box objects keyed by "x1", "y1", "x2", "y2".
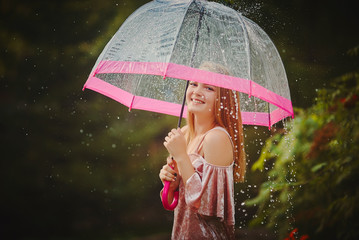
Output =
[{"x1": 191, "y1": 97, "x2": 205, "y2": 104}]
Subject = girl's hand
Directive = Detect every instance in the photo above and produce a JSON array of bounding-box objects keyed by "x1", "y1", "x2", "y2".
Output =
[
  {"x1": 159, "y1": 157, "x2": 180, "y2": 191},
  {"x1": 163, "y1": 128, "x2": 187, "y2": 160}
]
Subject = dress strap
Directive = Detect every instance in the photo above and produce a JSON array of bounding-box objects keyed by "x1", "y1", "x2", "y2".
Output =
[{"x1": 194, "y1": 126, "x2": 233, "y2": 154}]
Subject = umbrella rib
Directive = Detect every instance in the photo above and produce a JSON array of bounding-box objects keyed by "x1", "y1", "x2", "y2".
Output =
[
  {"x1": 268, "y1": 103, "x2": 271, "y2": 128},
  {"x1": 235, "y1": 14, "x2": 252, "y2": 87},
  {"x1": 189, "y1": 6, "x2": 205, "y2": 66},
  {"x1": 237, "y1": 14, "x2": 272, "y2": 127},
  {"x1": 163, "y1": 0, "x2": 195, "y2": 78},
  {"x1": 131, "y1": 1, "x2": 195, "y2": 108}
]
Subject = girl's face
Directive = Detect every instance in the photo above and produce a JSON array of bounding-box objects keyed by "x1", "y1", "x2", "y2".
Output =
[{"x1": 186, "y1": 81, "x2": 217, "y2": 116}]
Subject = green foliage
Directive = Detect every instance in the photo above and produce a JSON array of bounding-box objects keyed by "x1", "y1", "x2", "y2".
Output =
[
  {"x1": 247, "y1": 52, "x2": 359, "y2": 239},
  {"x1": 1, "y1": 0, "x2": 174, "y2": 238}
]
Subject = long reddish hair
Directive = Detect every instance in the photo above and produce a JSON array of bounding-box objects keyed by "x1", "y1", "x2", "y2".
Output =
[{"x1": 186, "y1": 62, "x2": 246, "y2": 183}]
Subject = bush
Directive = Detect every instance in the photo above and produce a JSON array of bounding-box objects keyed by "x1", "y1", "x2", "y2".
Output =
[{"x1": 246, "y1": 50, "x2": 359, "y2": 239}]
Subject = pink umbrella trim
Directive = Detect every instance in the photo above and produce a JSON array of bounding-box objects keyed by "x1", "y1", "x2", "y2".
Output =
[{"x1": 83, "y1": 61, "x2": 294, "y2": 127}]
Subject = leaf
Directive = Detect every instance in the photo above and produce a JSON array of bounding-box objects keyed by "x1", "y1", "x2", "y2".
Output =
[
  {"x1": 245, "y1": 186, "x2": 270, "y2": 206},
  {"x1": 311, "y1": 162, "x2": 327, "y2": 172}
]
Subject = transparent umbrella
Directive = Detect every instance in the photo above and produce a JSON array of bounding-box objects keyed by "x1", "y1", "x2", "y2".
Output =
[{"x1": 83, "y1": 0, "x2": 294, "y2": 210}]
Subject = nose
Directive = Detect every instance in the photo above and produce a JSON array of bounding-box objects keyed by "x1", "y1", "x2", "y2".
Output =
[
  {"x1": 193, "y1": 87, "x2": 203, "y2": 97},
  {"x1": 193, "y1": 84, "x2": 204, "y2": 93}
]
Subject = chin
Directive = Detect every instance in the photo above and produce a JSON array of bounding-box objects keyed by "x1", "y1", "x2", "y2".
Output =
[{"x1": 188, "y1": 107, "x2": 212, "y2": 116}]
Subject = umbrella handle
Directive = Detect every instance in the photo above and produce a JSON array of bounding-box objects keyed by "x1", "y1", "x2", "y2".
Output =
[{"x1": 161, "y1": 165, "x2": 179, "y2": 211}]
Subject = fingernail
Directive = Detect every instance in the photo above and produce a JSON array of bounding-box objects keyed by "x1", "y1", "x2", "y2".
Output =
[{"x1": 174, "y1": 173, "x2": 177, "y2": 177}]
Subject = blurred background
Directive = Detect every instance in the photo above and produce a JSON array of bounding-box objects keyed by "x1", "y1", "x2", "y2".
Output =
[{"x1": 1, "y1": 0, "x2": 358, "y2": 239}]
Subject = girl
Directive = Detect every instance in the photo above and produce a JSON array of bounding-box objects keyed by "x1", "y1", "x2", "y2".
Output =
[{"x1": 159, "y1": 62, "x2": 246, "y2": 239}]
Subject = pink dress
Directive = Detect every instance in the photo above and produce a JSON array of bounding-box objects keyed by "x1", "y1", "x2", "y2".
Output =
[{"x1": 164, "y1": 127, "x2": 235, "y2": 240}]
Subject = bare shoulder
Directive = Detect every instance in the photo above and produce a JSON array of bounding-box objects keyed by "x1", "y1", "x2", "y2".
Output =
[{"x1": 202, "y1": 129, "x2": 233, "y2": 166}]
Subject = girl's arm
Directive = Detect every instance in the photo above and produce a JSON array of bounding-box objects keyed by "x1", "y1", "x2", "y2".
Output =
[{"x1": 173, "y1": 153, "x2": 195, "y2": 186}]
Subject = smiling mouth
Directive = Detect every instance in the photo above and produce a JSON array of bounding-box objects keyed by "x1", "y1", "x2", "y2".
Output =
[{"x1": 191, "y1": 98, "x2": 205, "y2": 104}]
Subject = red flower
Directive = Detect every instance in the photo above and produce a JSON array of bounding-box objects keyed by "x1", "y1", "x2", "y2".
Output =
[
  {"x1": 289, "y1": 228, "x2": 298, "y2": 238},
  {"x1": 300, "y1": 235, "x2": 309, "y2": 240},
  {"x1": 284, "y1": 228, "x2": 309, "y2": 240}
]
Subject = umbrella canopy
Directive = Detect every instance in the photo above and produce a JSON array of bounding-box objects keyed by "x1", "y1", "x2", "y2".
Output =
[{"x1": 83, "y1": 0, "x2": 293, "y2": 127}]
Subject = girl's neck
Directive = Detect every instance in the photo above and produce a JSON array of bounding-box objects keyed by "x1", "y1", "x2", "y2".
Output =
[{"x1": 193, "y1": 114, "x2": 216, "y2": 136}]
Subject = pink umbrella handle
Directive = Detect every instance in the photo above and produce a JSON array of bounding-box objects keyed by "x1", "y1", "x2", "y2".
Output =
[
  {"x1": 162, "y1": 181, "x2": 179, "y2": 210},
  {"x1": 161, "y1": 164, "x2": 179, "y2": 210}
]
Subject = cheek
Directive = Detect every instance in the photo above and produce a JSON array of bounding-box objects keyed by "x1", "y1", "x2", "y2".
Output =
[
  {"x1": 207, "y1": 94, "x2": 217, "y2": 109},
  {"x1": 185, "y1": 90, "x2": 192, "y2": 102}
]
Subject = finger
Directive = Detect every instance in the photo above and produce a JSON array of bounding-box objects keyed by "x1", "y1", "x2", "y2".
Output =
[
  {"x1": 160, "y1": 168, "x2": 172, "y2": 177},
  {"x1": 160, "y1": 174, "x2": 174, "y2": 183},
  {"x1": 166, "y1": 156, "x2": 174, "y2": 165},
  {"x1": 177, "y1": 127, "x2": 183, "y2": 135},
  {"x1": 171, "y1": 128, "x2": 178, "y2": 136},
  {"x1": 168, "y1": 129, "x2": 176, "y2": 136},
  {"x1": 164, "y1": 165, "x2": 177, "y2": 175},
  {"x1": 160, "y1": 171, "x2": 176, "y2": 182},
  {"x1": 167, "y1": 157, "x2": 178, "y2": 170},
  {"x1": 162, "y1": 164, "x2": 173, "y2": 173}
]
